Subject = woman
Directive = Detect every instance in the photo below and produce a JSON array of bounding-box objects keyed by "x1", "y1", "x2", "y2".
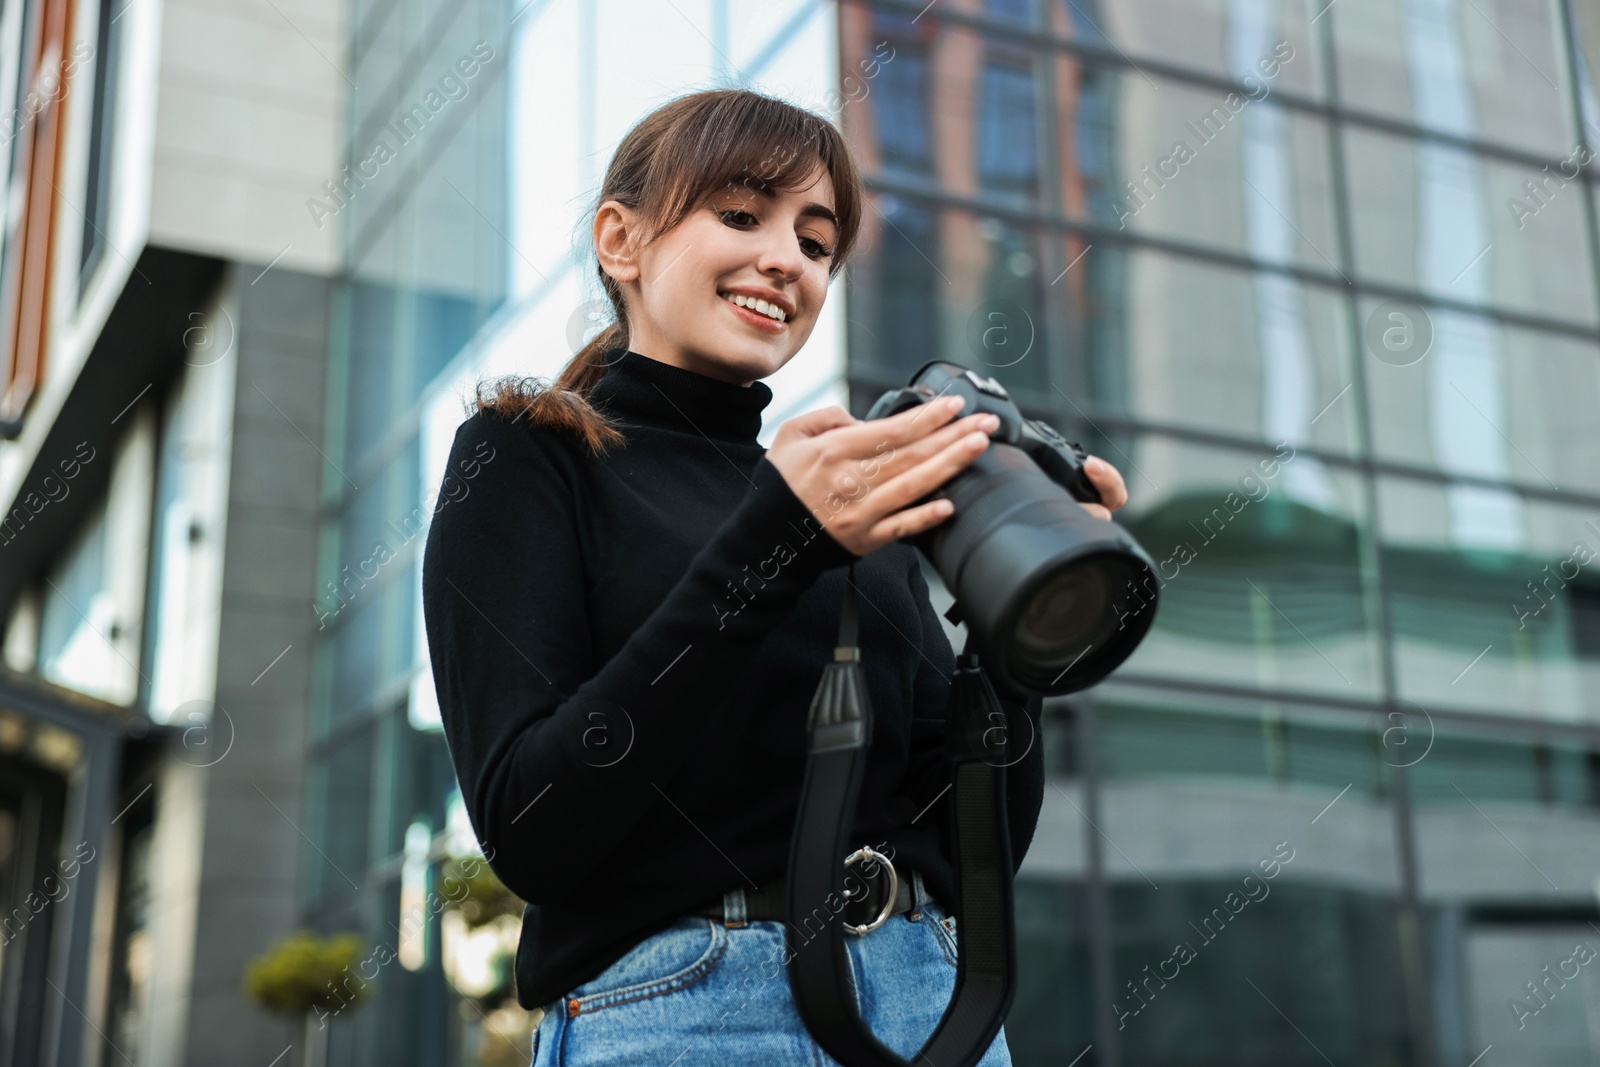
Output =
[{"x1": 420, "y1": 88, "x2": 1128, "y2": 1066}]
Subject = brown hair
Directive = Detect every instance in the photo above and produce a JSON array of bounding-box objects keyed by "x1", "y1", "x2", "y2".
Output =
[{"x1": 471, "y1": 87, "x2": 864, "y2": 455}]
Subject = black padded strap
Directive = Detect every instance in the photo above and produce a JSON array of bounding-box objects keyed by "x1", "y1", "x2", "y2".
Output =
[
  {"x1": 784, "y1": 565, "x2": 1016, "y2": 1067},
  {"x1": 838, "y1": 561, "x2": 859, "y2": 650}
]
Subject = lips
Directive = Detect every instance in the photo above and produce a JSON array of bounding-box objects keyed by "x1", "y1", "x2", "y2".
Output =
[
  {"x1": 717, "y1": 288, "x2": 795, "y2": 320},
  {"x1": 722, "y1": 295, "x2": 786, "y2": 333}
]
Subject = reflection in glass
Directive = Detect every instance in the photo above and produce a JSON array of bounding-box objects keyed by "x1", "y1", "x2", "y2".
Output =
[
  {"x1": 311, "y1": 724, "x2": 375, "y2": 902},
  {"x1": 1009, "y1": 880, "x2": 1095, "y2": 1061},
  {"x1": 1333, "y1": 0, "x2": 1575, "y2": 158},
  {"x1": 1412, "y1": 725, "x2": 1600, "y2": 1063},
  {"x1": 855, "y1": 194, "x2": 941, "y2": 379},
  {"x1": 1108, "y1": 435, "x2": 1382, "y2": 699},
  {"x1": 977, "y1": 54, "x2": 1040, "y2": 201},
  {"x1": 1378, "y1": 477, "x2": 1600, "y2": 721},
  {"x1": 1054, "y1": 0, "x2": 1324, "y2": 98},
  {"x1": 1079, "y1": 244, "x2": 1358, "y2": 456},
  {"x1": 1345, "y1": 128, "x2": 1596, "y2": 327},
  {"x1": 1092, "y1": 700, "x2": 1411, "y2": 1064},
  {"x1": 1079, "y1": 72, "x2": 1337, "y2": 269},
  {"x1": 1363, "y1": 301, "x2": 1600, "y2": 496}
]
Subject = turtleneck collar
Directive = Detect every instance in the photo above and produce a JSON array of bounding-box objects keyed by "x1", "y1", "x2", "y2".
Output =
[{"x1": 589, "y1": 348, "x2": 773, "y2": 445}]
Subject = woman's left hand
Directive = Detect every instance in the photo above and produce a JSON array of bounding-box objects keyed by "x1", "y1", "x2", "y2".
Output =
[{"x1": 1078, "y1": 456, "x2": 1128, "y2": 522}]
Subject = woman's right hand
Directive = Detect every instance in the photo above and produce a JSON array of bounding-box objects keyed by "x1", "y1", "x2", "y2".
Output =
[{"x1": 764, "y1": 396, "x2": 1001, "y2": 558}]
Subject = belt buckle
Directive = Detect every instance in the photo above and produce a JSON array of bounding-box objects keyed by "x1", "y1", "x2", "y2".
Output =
[{"x1": 841, "y1": 846, "x2": 898, "y2": 936}]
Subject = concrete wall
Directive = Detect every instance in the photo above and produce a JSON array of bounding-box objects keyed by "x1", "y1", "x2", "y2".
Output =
[
  {"x1": 141, "y1": 261, "x2": 332, "y2": 1066},
  {"x1": 149, "y1": 0, "x2": 349, "y2": 275}
]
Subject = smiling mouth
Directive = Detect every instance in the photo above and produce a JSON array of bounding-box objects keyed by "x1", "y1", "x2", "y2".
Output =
[{"x1": 719, "y1": 291, "x2": 789, "y2": 323}]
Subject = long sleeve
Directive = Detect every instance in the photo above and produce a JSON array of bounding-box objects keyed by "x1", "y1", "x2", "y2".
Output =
[
  {"x1": 901, "y1": 555, "x2": 1047, "y2": 873},
  {"x1": 421, "y1": 412, "x2": 855, "y2": 904}
]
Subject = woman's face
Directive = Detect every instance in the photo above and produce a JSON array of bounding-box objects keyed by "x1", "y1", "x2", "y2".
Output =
[{"x1": 597, "y1": 163, "x2": 838, "y2": 387}]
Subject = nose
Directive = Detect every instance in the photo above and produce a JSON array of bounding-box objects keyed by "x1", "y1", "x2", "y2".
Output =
[{"x1": 756, "y1": 226, "x2": 807, "y2": 284}]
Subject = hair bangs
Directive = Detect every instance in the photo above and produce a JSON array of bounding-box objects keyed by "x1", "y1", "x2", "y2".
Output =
[{"x1": 641, "y1": 92, "x2": 860, "y2": 273}]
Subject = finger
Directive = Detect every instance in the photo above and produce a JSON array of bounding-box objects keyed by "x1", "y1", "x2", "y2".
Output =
[
  {"x1": 830, "y1": 396, "x2": 965, "y2": 454},
  {"x1": 1078, "y1": 502, "x2": 1112, "y2": 522},
  {"x1": 857, "y1": 411, "x2": 997, "y2": 486},
  {"x1": 786, "y1": 405, "x2": 858, "y2": 438},
  {"x1": 867, "y1": 425, "x2": 991, "y2": 517},
  {"x1": 867, "y1": 496, "x2": 955, "y2": 548},
  {"x1": 1085, "y1": 456, "x2": 1129, "y2": 510}
]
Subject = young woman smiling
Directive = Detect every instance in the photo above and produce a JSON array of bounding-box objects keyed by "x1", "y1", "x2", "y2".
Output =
[{"x1": 421, "y1": 88, "x2": 1128, "y2": 1066}]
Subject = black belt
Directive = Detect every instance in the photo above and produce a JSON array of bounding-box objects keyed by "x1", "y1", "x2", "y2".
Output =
[{"x1": 693, "y1": 858, "x2": 922, "y2": 930}]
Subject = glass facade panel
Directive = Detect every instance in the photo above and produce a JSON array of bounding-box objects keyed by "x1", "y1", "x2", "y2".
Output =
[
  {"x1": 1111, "y1": 434, "x2": 1383, "y2": 701},
  {"x1": 849, "y1": 197, "x2": 1056, "y2": 400},
  {"x1": 1378, "y1": 477, "x2": 1600, "y2": 722},
  {"x1": 1052, "y1": 0, "x2": 1326, "y2": 100},
  {"x1": 376, "y1": 709, "x2": 456, "y2": 864},
  {"x1": 1093, "y1": 699, "x2": 1412, "y2": 1064},
  {"x1": 1362, "y1": 300, "x2": 1600, "y2": 496},
  {"x1": 1081, "y1": 76, "x2": 1339, "y2": 271},
  {"x1": 1331, "y1": 0, "x2": 1577, "y2": 158},
  {"x1": 309, "y1": 723, "x2": 376, "y2": 902},
  {"x1": 1412, "y1": 723, "x2": 1600, "y2": 1063},
  {"x1": 1345, "y1": 126, "x2": 1597, "y2": 327},
  {"x1": 1079, "y1": 244, "x2": 1360, "y2": 454},
  {"x1": 1009, "y1": 878, "x2": 1096, "y2": 1060}
]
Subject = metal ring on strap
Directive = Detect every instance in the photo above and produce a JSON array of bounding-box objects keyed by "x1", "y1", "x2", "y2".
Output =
[{"x1": 841, "y1": 847, "x2": 899, "y2": 936}]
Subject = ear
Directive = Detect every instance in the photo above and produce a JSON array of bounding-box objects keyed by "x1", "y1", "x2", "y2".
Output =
[{"x1": 594, "y1": 200, "x2": 641, "y2": 284}]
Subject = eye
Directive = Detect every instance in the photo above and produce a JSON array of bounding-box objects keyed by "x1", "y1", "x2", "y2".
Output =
[
  {"x1": 717, "y1": 208, "x2": 834, "y2": 262},
  {"x1": 801, "y1": 236, "x2": 835, "y2": 261}
]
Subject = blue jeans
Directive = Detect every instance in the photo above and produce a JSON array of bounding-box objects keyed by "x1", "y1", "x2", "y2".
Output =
[{"x1": 528, "y1": 869, "x2": 1012, "y2": 1066}]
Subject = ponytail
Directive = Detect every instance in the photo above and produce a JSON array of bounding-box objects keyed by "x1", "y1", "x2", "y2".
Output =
[{"x1": 471, "y1": 322, "x2": 629, "y2": 458}]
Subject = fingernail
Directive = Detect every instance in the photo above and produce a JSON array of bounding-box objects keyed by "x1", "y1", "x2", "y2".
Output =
[
  {"x1": 943, "y1": 396, "x2": 965, "y2": 412},
  {"x1": 1086, "y1": 456, "x2": 1102, "y2": 473},
  {"x1": 981, "y1": 414, "x2": 1000, "y2": 431},
  {"x1": 966, "y1": 432, "x2": 988, "y2": 449}
]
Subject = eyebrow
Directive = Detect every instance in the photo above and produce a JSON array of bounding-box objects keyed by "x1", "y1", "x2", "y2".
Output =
[{"x1": 741, "y1": 182, "x2": 838, "y2": 229}]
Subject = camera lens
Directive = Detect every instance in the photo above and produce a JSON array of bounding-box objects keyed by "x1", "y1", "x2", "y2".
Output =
[
  {"x1": 1013, "y1": 568, "x2": 1114, "y2": 664},
  {"x1": 923, "y1": 446, "x2": 1157, "y2": 694}
]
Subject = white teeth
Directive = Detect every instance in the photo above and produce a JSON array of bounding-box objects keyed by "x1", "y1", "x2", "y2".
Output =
[{"x1": 722, "y1": 292, "x2": 786, "y2": 323}]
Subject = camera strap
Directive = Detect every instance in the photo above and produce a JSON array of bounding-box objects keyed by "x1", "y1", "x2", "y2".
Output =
[{"x1": 785, "y1": 561, "x2": 1017, "y2": 1067}]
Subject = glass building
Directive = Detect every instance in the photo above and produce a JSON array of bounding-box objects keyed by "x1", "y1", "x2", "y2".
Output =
[
  {"x1": 831, "y1": 0, "x2": 1600, "y2": 1064},
  {"x1": 311, "y1": 0, "x2": 1600, "y2": 1063}
]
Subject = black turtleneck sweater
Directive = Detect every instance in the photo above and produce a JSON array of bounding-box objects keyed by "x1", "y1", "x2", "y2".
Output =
[{"x1": 420, "y1": 348, "x2": 1044, "y2": 1011}]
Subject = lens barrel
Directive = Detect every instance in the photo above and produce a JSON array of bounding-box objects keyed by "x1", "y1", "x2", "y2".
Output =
[{"x1": 916, "y1": 443, "x2": 1159, "y2": 696}]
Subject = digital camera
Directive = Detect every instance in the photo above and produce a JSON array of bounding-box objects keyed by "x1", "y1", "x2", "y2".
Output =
[{"x1": 866, "y1": 361, "x2": 1160, "y2": 696}]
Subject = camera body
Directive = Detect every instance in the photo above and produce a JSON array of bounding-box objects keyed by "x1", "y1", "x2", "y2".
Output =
[{"x1": 865, "y1": 362, "x2": 1102, "y2": 507}]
